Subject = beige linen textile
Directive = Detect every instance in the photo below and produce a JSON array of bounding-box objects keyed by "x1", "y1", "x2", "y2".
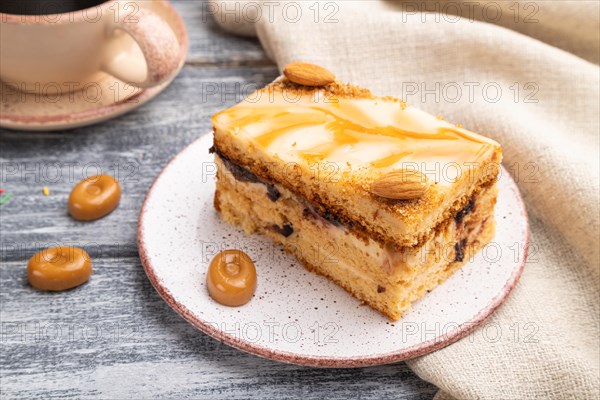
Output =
[{"x1": 209, "y1": 1, "x2": 600, "y2": 398}]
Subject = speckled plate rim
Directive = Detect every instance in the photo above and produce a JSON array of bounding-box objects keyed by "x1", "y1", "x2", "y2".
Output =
[
  {"x1": 0, "y1": 0, "x2": 188, "y2": 132},
  {"x1": 138, "y1": 133, "x2": 530, "y2": 368}
]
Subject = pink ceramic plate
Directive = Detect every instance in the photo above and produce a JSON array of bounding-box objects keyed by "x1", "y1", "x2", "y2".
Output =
[
  {"x1": 0, "y1": 1, "x2": 187, "y2": 131},
  {"x1": 138, "y1": 133, "x2": 529, "y2": 368}
]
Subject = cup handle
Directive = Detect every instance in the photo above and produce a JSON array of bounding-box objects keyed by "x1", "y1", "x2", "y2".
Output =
[{"x1": 102, "y1": 7, "x2": 180, "y2": 88}]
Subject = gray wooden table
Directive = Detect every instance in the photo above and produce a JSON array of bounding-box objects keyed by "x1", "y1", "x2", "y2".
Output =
[{"x1": 0, "y1": 1, "x2": 437, "y2": 398}]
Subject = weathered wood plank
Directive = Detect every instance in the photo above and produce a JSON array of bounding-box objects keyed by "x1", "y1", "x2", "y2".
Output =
[
  {"x1": 172, "y1": 0, "x2": 272, "y2": 65},
  {"x1": 0, "y1": 65, "x2": 279, "y2": 256}
]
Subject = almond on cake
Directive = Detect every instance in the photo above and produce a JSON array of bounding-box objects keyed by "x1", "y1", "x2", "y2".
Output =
[{"x1": 210, "y1": 62, "x2": 502, "y2": 320}]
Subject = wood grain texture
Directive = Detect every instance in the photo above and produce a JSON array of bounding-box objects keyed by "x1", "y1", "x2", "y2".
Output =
[
  {"x1": 173, "y1": 0, "x2": 271, "y2": 65},
  {"x1": 0, "y1": 1, "x2": 437, "y2": 398}
]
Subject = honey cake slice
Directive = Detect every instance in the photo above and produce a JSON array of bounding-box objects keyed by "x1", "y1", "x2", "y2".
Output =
[{"x1": 211, "y1": 63, "x2": 502, "y2": 319}]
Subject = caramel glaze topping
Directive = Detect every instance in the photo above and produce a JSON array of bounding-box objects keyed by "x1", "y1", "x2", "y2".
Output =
[
  {"x1": 28, "y1": 246, "x2": 92, "y2": 291},
  {"x1": 207, "y1": 250, "x2": 257, "y2": 307},
  {"x1": 69, "y1": 174, "x2": 121, "y2": 221},
  {"x1": 212, "y1": 85, "x2": 501, "y2": 186}
]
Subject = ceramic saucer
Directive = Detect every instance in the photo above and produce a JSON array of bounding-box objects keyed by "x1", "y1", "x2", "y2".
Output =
[
  {"x1": 138, "y1": 133, "x2": 529, "y2": 367},
  {"x1": 0, "y1": 0, "x2": 187, "y2": 131}
]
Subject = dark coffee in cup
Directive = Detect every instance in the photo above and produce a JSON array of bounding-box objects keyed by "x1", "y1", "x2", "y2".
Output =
[{"x1": 0, "y1": 0, "x2": 106, "y2": 15}]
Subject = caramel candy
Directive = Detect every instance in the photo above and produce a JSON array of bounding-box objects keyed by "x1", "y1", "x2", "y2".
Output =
[
  {"x1": 207, "y1": 250, "x2": 257, "y2": 306},
  {"x1": 28, "y1": 246, "x2": 92, "y2": 291},
  {"x1": 69, "y1": 175, "x2": 121, "y2": 221}
]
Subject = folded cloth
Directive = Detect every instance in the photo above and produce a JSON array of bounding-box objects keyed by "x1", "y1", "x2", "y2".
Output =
[{"x1": 209, "y1": 1, "x2": 600, "y2": 398}]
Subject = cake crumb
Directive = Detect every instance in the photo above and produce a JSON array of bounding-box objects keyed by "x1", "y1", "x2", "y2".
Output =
[{"x1": 270, "y1": 77, "x2": 373, "y2": 99}]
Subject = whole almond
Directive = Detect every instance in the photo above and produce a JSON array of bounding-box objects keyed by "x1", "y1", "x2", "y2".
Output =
[
  {"x1": 370, "y1": 169, "x2": 430, "y2": 200},
  {"x1": 283, "y1": 62, "x2": 336, "y2": 87}
]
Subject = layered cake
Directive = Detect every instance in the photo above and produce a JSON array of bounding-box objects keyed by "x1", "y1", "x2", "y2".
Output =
[{"x1": 211, "y1": 63, "x2": 502, "y2": 320}]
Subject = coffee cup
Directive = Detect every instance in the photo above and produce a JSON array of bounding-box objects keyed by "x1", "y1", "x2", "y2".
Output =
[{"x1": 0, "y1": 0, "x2": 181, "y2": 94}]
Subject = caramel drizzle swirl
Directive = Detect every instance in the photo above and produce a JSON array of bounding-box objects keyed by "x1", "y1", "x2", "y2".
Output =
[{"x1": 218, "y1": 104, "x2": 494, "y2": 166}]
